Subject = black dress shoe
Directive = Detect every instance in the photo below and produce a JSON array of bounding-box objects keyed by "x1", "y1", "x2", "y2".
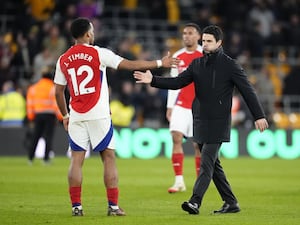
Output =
[
  {"x1": 181, "y1": 201, "x2": 199, "y2": 214},
  {"x1": 213, "y1": 203, "x2": 240, "y2": 214}
]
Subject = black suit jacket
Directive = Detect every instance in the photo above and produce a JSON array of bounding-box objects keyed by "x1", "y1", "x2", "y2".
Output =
[{"x1": 151, "y1": 47, "x2": 265, "y2": 143}]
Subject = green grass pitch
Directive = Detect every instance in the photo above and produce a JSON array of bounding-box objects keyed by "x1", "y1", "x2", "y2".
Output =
[{"x1": 0, "y1": 156, "x2": 299, "y2": 225}]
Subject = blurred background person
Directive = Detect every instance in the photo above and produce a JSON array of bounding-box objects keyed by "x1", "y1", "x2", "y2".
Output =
[
  {"x1": 32, "y1": 46, "x2": 55, "y2": 83},
  {"x1": 26, "y1": 66, "x2": 62, "y2": 165},
  {"x1": 41, "y1": 23, "x2": 68, "y2": 60},
  {"x1": 0, "y1": 80, "x2": 26, "y2": 127}
]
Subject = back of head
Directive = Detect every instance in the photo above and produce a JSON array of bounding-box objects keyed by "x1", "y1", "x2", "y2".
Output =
[
  {"x1": 70, "y1": 17, "x2": 91, "y2": 39},
  {"x1": 41, "y1": 66, "x2": 54, "y2": 80},
  {"x1": 2, "y1": 80, "x2": 14, "y2": 93},
  {"x1": 202, "y1": 25, "x2": 223, "y2": 42}
]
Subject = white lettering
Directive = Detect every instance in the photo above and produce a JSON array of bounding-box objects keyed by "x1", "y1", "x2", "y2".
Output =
[{"x1": 67, "y1": 53, "x2": 93, "y2": 63}]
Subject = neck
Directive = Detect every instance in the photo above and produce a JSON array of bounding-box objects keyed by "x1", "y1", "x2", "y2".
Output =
[
  {"x1": 75, "y1": 38, "x2": 89, "y2": 45},
  {"x1": 186, "y1": 45, "x2": 198, "y2": 52}
]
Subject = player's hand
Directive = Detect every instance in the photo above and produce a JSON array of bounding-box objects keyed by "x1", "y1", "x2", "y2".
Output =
[
  {"x1": 254, "y1": 118, "x2": 268, "y2": 132},
  {"x1": 63, "y1": 118, "x2": 69, "y2": 132},
  {"x1": 161, "y1": 51, "x2": 180, "y2": 68},
  {"x1": 166, "y1": 108, "x2": 172, "y2": 122},
  {"x1": 134, "y1": 70, "x2": 153, "y2": 83}
]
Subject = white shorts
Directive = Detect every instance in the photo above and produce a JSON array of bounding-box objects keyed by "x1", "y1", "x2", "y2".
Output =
[
  {"x1": 68, "y1": 118, "x2": 115, "y2": 152},
  {"x1": 169, "y1": 105, "x2": 193, "y2": 138}
]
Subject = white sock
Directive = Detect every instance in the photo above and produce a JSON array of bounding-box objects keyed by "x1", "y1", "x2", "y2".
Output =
[
  {"x1": 110, "y1": 205, "x2": 119, "y2": 210},
  {"x1": 72, "y1": 205, "x2": 82, "y2": 210},
  {"x1": 175, "y1": 175, "x2": 184, "y2": 184}
]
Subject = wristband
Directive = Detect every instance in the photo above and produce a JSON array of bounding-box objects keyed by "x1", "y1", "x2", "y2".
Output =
[
  {"x1": 156, "y1": 59, "x2": 162, "y2": 68},
  {"x1": 63, "y1": 113, "x2": 69, "y2": 119}
]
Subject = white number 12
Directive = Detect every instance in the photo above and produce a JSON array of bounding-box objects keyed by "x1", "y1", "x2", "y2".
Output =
[{"x1": 67, "y1": 65, "x2": 95, "y2": 96}]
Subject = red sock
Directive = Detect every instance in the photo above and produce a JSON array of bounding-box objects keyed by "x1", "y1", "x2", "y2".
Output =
[
  {"x1": 195, "y1": 156, "x2": 201, "y2": 177},
  {"x1": 172, "y1": 153, "x2": 184, "y2": 176},
  {"x1": 69, "y1": 186, "x2": 81, "y2": 207},
  {"x1": 107, "y1": 187, "x2": 119, "y2": 206}
]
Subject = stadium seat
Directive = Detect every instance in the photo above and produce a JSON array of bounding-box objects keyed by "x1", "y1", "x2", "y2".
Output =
[
  {"x1": 272, "y1": 112, "x2": 290, "y2": 129},
  {"x1": 288, "y1": 113, "x2": 300, "y2": 129}
]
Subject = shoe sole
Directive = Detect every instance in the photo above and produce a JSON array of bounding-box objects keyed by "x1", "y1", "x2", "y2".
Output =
[
  {"x1": 107, "y1": 208, "x2": 126, "y2": 216},
  {"x1": 213, "y1": 208, "x2": 241, "y2": 214},
  {"x1": 168, "y1": 187, "x2": 186, "y2": 193},
  {"x1": 168, "y1": 189, "x2": 186, "y2": 193},
  {"x1": 108, "y1": 213, "x2": 126, "y2": 216},
  {"x1": 181, "y1": 203, "x2": 199, "y2": 214}
]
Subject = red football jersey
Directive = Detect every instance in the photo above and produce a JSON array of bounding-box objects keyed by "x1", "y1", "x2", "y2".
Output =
[
  {"x1": 167, "y1": 46, "x2": 203, "y2": 109},
  {"x1": 54, "y1": 44, "x2": 123, "y2": 121}
]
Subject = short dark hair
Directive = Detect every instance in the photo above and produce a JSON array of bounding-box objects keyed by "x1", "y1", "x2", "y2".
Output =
[
  {"x1": 41, "y1": 66, "x2": 54, "y2": 79},
  {"x1": 70, "y1": 17, "x2": 91, "y2": 39},
  {"x1": 184, "y1": 23, "x2": 201, "y2": 34},
  {"x1": 202, "y1": 25, "x2": 223, "y2": 42}
]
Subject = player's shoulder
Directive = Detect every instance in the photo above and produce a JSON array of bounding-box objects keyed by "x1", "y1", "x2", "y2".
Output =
[
  {"x1": 82, "y1": 44, "x2": 117, "y2": 57},
  {"x1": 173, "y1": 45, "x2": 203, "y2": 56},
  {"x1": 68, "y1": 44, "x2": 100, "y2": 53},
  {"x1": 221, "y1": 51, "x2": 236, "y2": 65},
  {"x1": 172, "y1": 48, "x2": 187, "y2": 57}
]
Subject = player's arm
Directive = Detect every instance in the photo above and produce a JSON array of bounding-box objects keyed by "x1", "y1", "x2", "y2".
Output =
[
  {"x1": 53, "y1": 58, "x2": 68, "y2": 119},
  {"x1": 118, "y1": 52, "x2": 179, "y2": 70},
  {"x1": 53, "y1": 58, "x2": 69, "y2": 131},
  {"x1": 54, "y1": 84, "x2": 68, "y2": 117},
  {"x1": 54, "y1": 84, "x2": 69, "y2": 131}
]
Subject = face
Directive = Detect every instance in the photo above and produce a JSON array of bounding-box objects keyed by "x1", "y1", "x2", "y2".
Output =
[
  {"x1": 87, "y1": 22, "x2": 95, "y2": 45},
  {"x1": 182, "y1": 26, "x2": 201, "y2": 49},
  {"x1": 202, "y1": 33, "x2": 222, "y2": 53}
]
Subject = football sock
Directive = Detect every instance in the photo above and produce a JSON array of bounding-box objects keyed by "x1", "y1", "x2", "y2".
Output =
[
  {"x1": 195, "y1": 156, "x2": 201, "y2": 177},
  {"x1": 172, "y1": 153, "x2": 184, "y2": 176},
  {"x1": 69, "y1": 186, "x2": 81, "y2": 207},
  {"x1": 175, "y1": 175, "x2": 184, "y2": 184},
  {"x1": 107, "y1": 187, "x2": 119, "y2": 206}
]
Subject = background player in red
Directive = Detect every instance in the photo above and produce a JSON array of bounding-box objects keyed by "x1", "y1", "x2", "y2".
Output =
[
  {"x1": 54, "y1": 17, "x2": 178, "y2": 216},
  {"x1": 166, "y1": 23, "x2": 203, "y2": 193}
]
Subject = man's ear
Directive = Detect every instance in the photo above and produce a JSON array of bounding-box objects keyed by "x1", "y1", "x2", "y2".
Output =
[{"x1": 86, "y1": 31, "x2": 91, "y2": 38}]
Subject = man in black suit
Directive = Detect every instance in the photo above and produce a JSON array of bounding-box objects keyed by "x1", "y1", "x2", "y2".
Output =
[{"x1": 134, "y1": 25, "x2": 268, "y2": 215}]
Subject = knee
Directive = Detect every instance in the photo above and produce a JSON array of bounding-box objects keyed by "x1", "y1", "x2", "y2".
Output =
[
  {"x1": 172, "y1": 132, "x2": 183, "y2": 144},
  {"x1": 101, "y1": 149, "x2": 116, "y2": 162}
]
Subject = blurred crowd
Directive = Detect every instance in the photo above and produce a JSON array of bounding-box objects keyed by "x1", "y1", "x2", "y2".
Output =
[{"x1": 0, "y1": 0, "x2": 300, "y2": 129}]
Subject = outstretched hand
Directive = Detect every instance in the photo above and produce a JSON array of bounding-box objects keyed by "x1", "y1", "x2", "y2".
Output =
[
  {"x1": 161, "y1": 51, "x2": 180, "y2": 68},
  {"x1": 134, "y1": 70, "x2": 153, "y2": 83}
]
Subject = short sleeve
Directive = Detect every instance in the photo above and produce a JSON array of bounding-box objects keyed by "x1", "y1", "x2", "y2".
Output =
[
  {"x1": 97, "y1": 47, "x2": 124, "y2": 69},
  {"x1": 54, "y1": 57, "x2": 67, "y2": 85}
]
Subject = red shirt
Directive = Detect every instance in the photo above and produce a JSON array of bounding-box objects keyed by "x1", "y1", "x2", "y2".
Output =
[{"x1": 168, "y1": 46, "x2": 203, "y2": 109}]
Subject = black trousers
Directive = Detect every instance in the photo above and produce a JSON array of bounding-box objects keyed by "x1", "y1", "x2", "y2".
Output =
[
  {"x1": 28, "y1": 113, "x2": 56, "y2": 161},
  {"x1": 190, "y1": 143, "x2": 238, "y2": 206}
]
